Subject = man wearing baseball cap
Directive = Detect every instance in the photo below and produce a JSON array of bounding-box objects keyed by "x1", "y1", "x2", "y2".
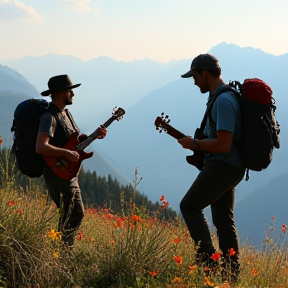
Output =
[
  {"x1": 178, "y1": 54, "x2": 245, "y2": 283},
  {"x1": 36, "y1": 74, "x2": 107, "y2": 249}
]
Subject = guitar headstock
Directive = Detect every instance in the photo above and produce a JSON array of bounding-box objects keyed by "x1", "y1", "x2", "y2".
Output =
[
  {"x1": 154, "y1": 112, "x2": 171, "y2": 133},
  {"x1": 112, "y1": 107, "x2": 125, "y2": 121}
]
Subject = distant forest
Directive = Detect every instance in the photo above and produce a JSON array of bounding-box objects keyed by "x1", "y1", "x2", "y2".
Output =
[{"x1": 0, "y1": 148, "x2": 177, "y2": 219}]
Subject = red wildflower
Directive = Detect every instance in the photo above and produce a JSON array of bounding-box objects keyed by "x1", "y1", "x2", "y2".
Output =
[
  {"x1": 229, "y1": 248, "x2": 236, "y2": 256},
  {"x1": 173, "y1": 237, "x2": 181, "y2": 244},
  {"x1": 173, "y1": 256, "x2": 182, "y2": 265},
  {"x1": 282, "y1": 224, "x2": 286, "y2": 233},
  {"x1": 149, "y1": 271, "x2": 157, "y2": 276},
  {"x1": 210, "y1": 252, "x2": 221, "y2": 261},
  {"x1": 160, "y1": 195, "x2": 165, "y2": 202},
  {"x1": 77, "y1": 231, "x2": 84, "y2": 241},
  {"x1": 132, "y1": 214, "x2": 141, "y2": 221},
  {"x1": 8, "y1": 201, "x2": 15, "y2": 206}
]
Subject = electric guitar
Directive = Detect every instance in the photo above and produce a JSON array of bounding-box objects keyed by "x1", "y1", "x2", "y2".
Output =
[
  {"x1": 43, "y1": 107, "x2": 125, "y2": 181},
  {"x1": 154, "y1": 113, "x2": 204, "y2": 170}
]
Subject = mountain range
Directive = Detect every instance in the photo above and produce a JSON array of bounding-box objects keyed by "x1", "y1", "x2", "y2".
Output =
[{"x1": 1, "y1": 42, "x2": 287, "y2": 245}]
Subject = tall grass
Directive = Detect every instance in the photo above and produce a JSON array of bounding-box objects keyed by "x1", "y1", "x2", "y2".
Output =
[{"x1": 0, "y1": 161, "x2": 288, "y2": 287}]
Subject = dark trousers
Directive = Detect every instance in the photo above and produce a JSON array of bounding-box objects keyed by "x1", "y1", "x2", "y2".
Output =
[
  {"x1": 180, "y1": 160, "x2": 245, "y2": 263},
  {"x1": 44, "y1": 168, "x2": 85, "y2": 247}
]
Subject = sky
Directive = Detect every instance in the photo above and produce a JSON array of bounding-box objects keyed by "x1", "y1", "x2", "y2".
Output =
[{"x1": 0, "y1": 0, "x2": 288, "y2": 63}]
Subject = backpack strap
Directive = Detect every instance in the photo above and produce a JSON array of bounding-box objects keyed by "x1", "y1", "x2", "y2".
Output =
[
  {"x1": 199, "y1": 85, "x2": 239, "y2": 131},
  {"x1": 46, "y1": 105, "x2": 79, "y2": 136},
  {"x1": 64, "y1": 109, "x2": 79, "y2": 133}
]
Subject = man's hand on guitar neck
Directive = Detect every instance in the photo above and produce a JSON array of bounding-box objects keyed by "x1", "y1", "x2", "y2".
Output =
[{"x1": 96, "y1": 125, "x2": 107, "y2": 139}]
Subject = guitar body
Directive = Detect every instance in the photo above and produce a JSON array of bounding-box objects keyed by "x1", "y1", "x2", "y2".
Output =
[
  {"x1": 186, "y1": 153, "x2": 204, "y2": 170},
  {"x1": 154, "y1": 116, "x2": 204, "y2": 170},
  {"x1": 42, "y1": 107, "x2": 125, "y2": 181},
  {"x1": 43, "y1": 131, "x2": 94, "y2": 181}
]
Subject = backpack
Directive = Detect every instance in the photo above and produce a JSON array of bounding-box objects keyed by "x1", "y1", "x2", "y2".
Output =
[
  {"x1": 207, "y1": 78, "x2": 280, "y2": 180},
  {"x1": 11, "y1": 99, "x2": 49, "y2": 177}
]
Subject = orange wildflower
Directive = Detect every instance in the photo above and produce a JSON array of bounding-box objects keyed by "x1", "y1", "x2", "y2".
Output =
[
  {"x1": 204, "y1": 277, "x2": 215, "y2": 286},
  {"x1": 173, "y1": 256, "x2": 182, "y2": 265},
  {"x1": 149, "y1": 271, "x2": 157, "y2": 276},
  {"x1": 188, "y1": 264, "x2": 197, "y2": 274},
  {"x1": 15, "y1": 209, "x2": 23, "y2": 214},
  {"x1": 281, "y1": 224, "x2": 286, "y2": 233},
  {"x1": 172, "y1": 276, "x2": 181, "y2": 283},
  {"x1": 114, "y1": 217, "x2": 123, "y2": 228},
  {"x1": 229, "y1": 248, "x2": 236, "y2": 256},
  {"x1": 105, "y1": 213, "x2": 114, "y2": 220},
  {"x1": 160, "y1": 195, "x2": 165, "y2": 202},
  {"x1": 252, "y1": 268, "x2": 259, "y2": 276},
  {"x1": 48, "y1": 229, "x2": 61, "y2": 241},
  {"x1": 130, "y1": 223, "x2": 135, "y2": 229},
  {"x1": 8, "y1": 201, "x2": 15, "y2": 206},
  {"x1": 210, "y1": 252, "x2": 221, "y2": 261},
  {"x1": 219, "y1": 282, "x2": 231, "y2": 288},
  {"x1": 132, "y1": 214, "x2": 141, "y2": 221},
  {"x1": 161, "y1": 200, "x2": 170, "y2": 209},
  {"x1": 173, "y1": 237, "x2": 181, "y2": 244},
  {"x1": 53, "y1": 251, "x2": 59, "y2": 258}
]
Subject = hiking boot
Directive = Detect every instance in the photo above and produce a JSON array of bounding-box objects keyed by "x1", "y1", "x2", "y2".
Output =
[
  {"x1": 196, "y1": 251, "x2": 220, "y2": 277},
  {"x1": 221, "y1": 255, "x2": 240, "y2": 284}
]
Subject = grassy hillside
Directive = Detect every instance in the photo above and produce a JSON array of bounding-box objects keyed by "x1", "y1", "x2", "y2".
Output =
[{"x1": 0, "y1": 153, "x2": 288, "y2": 287}]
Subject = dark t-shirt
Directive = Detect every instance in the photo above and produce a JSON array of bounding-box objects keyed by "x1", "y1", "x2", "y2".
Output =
[
  {"x1": 38, "y1": 111, "x2": 76, "y2": 137},
  {"x1": 38, "y1": 108, "x2": 79, "y2": 187}
]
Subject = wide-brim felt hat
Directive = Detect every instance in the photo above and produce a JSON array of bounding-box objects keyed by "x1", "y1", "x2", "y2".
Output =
[{"x1": 41, "y1": 74, "x2": 81, "y2": 96}]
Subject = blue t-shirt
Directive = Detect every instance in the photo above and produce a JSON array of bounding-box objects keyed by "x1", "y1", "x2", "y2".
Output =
[{"x1": 203, "y1": 85, "x2": 242, "y2": 167}]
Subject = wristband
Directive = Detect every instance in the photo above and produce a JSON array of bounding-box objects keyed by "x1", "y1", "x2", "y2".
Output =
[{"x1": 194, "y1": 139, "x2": 204, "y2": 152}]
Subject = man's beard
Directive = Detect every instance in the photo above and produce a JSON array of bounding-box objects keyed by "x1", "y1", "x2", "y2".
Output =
[{"x1": 65, "y1": 99, "x2": 72, "y2": 105}]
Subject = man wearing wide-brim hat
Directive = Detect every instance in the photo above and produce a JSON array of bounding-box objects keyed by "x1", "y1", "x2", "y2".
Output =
[{"x1": 36, "y1": 74, "x2": 107, "y2": 248}]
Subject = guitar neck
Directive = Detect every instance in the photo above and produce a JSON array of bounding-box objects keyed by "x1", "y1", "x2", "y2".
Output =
[
  {"x1": 164, "y1": 125, "x2": 186, "y2": 140},
  {"x1": 75, "y1": 116, "x2": 116, "y2": 152}
]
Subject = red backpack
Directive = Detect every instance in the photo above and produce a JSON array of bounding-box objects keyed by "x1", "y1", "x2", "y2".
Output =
[{"x1": 228, "y1": 79, "x2": 280, "y2": 179}]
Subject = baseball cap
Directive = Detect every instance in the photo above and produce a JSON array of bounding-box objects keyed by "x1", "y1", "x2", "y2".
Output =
[{"x1": 181, "y1": 54, "x2": 220, "y2": 78}]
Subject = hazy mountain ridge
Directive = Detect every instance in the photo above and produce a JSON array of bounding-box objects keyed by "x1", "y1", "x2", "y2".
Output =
[
  {"x1": 235, "y1": 173, "x2": 288, "y2": 246},
  {"x1": 0, "y1": 64, "x2": 39, "y2": 97},
  {"x1": 0, "y1": 65, "x2": 128, "y2": 184},
  {"x1": 1, "y1": 42, "x2": 287, "y2": 243},
  {"x1": 4, "y1": 54, "x2": 189, "y2": 132}
]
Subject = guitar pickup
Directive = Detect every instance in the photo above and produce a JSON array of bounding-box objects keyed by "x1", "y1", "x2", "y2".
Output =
[{"x1": 56, "y1": 159, "x2": 68, "y2": 168}]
